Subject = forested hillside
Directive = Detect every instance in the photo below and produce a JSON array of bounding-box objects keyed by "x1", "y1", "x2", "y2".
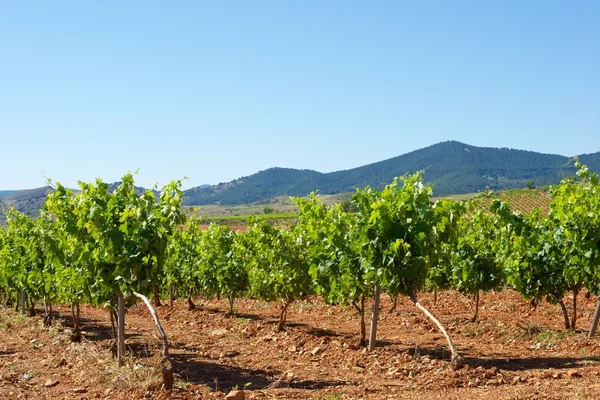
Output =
[
  {"x1": 4, "y1": 141, "x2": 600, "y2": 209},
  {"x1": 183, "y1": 141, "x2": 600, "y2": 205},
  {"x1": 0, "y1": 187, "x2": 53, "y2": 218}
]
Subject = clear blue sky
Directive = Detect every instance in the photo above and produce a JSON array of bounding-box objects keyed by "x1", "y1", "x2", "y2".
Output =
[{"x1": 1, "y1": 1, "x2": 598, "y2": 190}]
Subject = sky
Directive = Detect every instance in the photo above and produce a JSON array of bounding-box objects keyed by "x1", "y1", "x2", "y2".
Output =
[{"x1": 1, "y1": 1, "x2": 598, "y2": 190}]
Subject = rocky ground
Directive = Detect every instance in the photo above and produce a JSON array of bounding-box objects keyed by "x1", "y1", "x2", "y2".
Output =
[{"x1": 1, "y1": 289, "x2": 600, "y2": 399}]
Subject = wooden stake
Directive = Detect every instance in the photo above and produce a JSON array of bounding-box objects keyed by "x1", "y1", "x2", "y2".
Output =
[
  {"x1": 368, "y1": 284, "x2": 381, "y2": 351},
  {"x1": 589, "y1": 300, "x2": 600, "y2": 338},
  {"x1": 20, "y1": 290, "x2": 26, "y2": 316},
  {"x1": 117, "y1": 293, "x2": 126, "y2": 367}
]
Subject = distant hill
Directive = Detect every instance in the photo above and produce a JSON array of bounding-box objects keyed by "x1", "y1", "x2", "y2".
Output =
[
  {"x1": 183, "y1": 141, "x2": 600, "y2": 205},
  {"x1": 0, "y1": 187, "x2": 53, "y2": 201},
  {"x1": 0, "y1": 183, "x2": 154, "y2": 221},
  {"x1": 0, "y1": 186, "x2": 54, "y2": 219},
  {"x1": 3, "y1": 141, "x2": 600, "y2": 213}
]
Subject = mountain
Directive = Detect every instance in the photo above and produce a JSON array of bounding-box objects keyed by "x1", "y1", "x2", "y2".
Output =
[
  {"x1": 182, "y1": 141, "x2": 600, "y2": 205},
  {"x1": 0, "y1": 186, "x2": 54, "y2": 218},
  {"x1": 3, "y1": 141, "x2": 600, "y2": 212},
  {"x1": 0, "y1": 183, "x2": 154, "y2": 220}
]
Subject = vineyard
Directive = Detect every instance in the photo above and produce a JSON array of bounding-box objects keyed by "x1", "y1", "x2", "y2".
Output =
[
  {"x1": 478, "y1": 189, "x2": 553, "y2": 216},
  {"x1": 1, "y1": 161, "x2": 600, "y2": 399}
]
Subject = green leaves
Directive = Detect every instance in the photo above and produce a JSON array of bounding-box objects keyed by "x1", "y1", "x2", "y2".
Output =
[
  {"x1": 502, "y1": 209, "x2": 568, "y2": 303},
  {"x1": 295, "y1": 193, "x2": 365, "y2": 305},
  {"x1": 1, "y1": 162, "x2": 598, "y2": 334},
  {"x1": 496, "y1": 160, "x2": 600, "y2": 329},
  {"x1": 198, "y1": 224, "x2": 249, "y2": 301},
  {"x1": 427, "y1": 199, "x2": 466, "y2": 291},
  {"x1": 547, "y1": 160, "x2": 600, "y2": 294},
  {"x1": 353, "y1": 172, "x2": 436, "y2": 296},
  {"x1": 0, "y1": 209, "x2": 60, "y2": 304},
  {"x1": 245, "y1": 218, "x2": 312, "y2": 305},
  {"x1": 448, "y1": 206, "x2": 505, "y2": 296},
  {"x1": 43, "y1": 173, "x2": 185, "y2": 303}
]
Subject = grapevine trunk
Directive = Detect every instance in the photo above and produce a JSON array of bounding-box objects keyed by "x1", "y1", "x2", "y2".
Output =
[
  {"x1": 558, "y1": 298, "x2": 571, "y2": 330},
  {"x1": 409, "y1": 294, "x2": 464, "y2": 370}
]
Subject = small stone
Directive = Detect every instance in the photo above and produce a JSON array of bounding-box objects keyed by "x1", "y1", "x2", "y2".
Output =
[
  {"x1": 44, "y1": 379, "x2": 59, "y2": 388},
  {"x1": 288, "y1": 345, "x2": 297, "y2": 352},
  {"x1": 210, "y1": 328, "x2": 229, "y2": 337},
  {"x1": 552, "y1": 372, "x2": 561, "y2": 379},
  {"x1": 311, "y1": 346, "x2": 321, "y2": 356},
  {"x1": 568, "y1": 370, "x2": 582, "y2": 378},
  {"x1": 73, "y1": 387, "x2": 87, "y2": 393},
  {"x1": 57, "y1": 359, "x2": 67, "y2": 367},
  {"x1": 512, "y1": 376, "x2": 521, "y2": 384},
  {"x1": 225, "y1": 390, "x2": 245, "y2": 400}
]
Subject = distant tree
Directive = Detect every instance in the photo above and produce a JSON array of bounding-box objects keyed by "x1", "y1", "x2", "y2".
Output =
[
  {"x1": 340, "y1": 200, "x2": 358, "y2": 213},
  {"x1": 263, "y1": 206, "x2": 274, "y2": 214},
  {"x1": 526, "y1": 180, "x2": 536, "y2": 189}
]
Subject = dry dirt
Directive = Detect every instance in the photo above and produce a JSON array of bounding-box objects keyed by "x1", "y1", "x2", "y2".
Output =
[{"x1": 1, "y1": 290, "x2": 600, "y2": 399}]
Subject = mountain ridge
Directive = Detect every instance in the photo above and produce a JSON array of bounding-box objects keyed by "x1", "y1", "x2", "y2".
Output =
[
  {"x1": 182, "y1": 141, "x2": 600, "y2": 205},
  {"x1": 3, "y1": 141, "x2": 600, "y2": 210}
]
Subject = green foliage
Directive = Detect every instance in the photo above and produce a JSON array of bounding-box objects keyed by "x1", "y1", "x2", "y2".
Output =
[
  {"x1": 199, "y1": 212, "x2": 297, "y2": 224},
  {"x1": 353, "y1": 172, "x2": 436, "y2": 296},
  {"x1": 449, "y1": 204, "x2": 506, "y2": 296},
  {"x1": 296, "y1": 194, "x2": 366, "y2": 305},
  {"x1": 340, "y1": 200, "x2": 358, "y2": 213},
  {"x1": 44, "y1": 184, "x2": 97, "y2": 306},
  {"x1": 43, "y1": 173, "x2": 185, "y2": 304},
  {"x1": 2, "y1": 161, "x2": 600, "y2": 339},
  {"x1": 165, "y1": 217, "x2": 203, "y2": 298},
  {"x1": 1, "y1": 210, "x2": 59, "y2": 305},
  {"x1": 426, "y1": 199, "x2": 466, "y2": 291},
  {"x1": 504, "y1": 159, "x2": 600, "y2": 302},
  {"x1": 502, "y1": 208, "x2": 568, "y2": 303},
  {"x1": 197, "y1": 224, "x2": 249, "y2": 312},
  {"x1": 497, "y1": 160, "x2": 600, "y2": 329},
  {"x1": 263, "y1": 206, "x2": 274, "y2": 214},
  {"x1": 548, "y1": 159, "x2": 600, "y2": 294},
  {"x1": 245, "y1": 217, "x2": 312, "y2": 305}
]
